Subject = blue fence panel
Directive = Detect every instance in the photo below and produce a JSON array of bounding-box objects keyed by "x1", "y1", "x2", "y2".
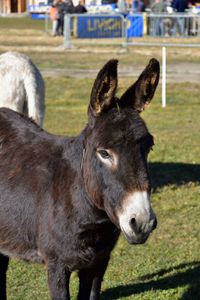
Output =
[
  {"x1": 76, "y1": 15, "x2": 123, "y2": 38},
  {"x1": 126, "y1": 15, "x2": 143, "y2": 37},
  {"x1": 28, "y1": 4, "x2": 50, "y2": 19},
  {"x1": 30, "y1": 13, "x2": 48, "y2": 19}
]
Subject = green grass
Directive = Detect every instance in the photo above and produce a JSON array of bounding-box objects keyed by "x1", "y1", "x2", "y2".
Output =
[
  {"x1": 0, "y1": 17, "x2": 45, "y2": 31},
  {"x1": 0, "y1": 16, "x2": 200, "y2": 300}
]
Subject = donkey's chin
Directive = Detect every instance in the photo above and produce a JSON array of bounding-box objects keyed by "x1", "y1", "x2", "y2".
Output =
[{"x1": 121, "y1": 229, "x2": 150, "y2": 245}]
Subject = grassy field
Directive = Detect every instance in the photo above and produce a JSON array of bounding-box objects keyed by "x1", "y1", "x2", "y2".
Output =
[{"x1": 0, "y1": 17, "x2": 200, "y2": 300}]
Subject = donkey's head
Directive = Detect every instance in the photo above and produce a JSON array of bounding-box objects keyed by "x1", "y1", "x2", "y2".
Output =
[{"x1": 83, "y1": 59, "x2": 159, "y2": 244}]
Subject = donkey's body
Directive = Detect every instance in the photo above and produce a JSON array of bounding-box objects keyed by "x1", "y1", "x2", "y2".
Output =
[
  {"x1": 0, "y1": 110, "x2": 118, "y2": 268},
  {"x1": 0, "y1": 51, "x2": 45, "y2": 126},
  {"x1": 0, "y1": 59, "x2": 159, "y2": 300}
]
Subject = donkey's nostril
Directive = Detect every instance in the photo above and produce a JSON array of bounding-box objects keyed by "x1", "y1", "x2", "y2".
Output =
[
  {"x1": 129, "y1": 217, "x2": 137, "y2": 231},
  {"x1": 130, "y1": 217, "x2": 136, "y2": 225}
]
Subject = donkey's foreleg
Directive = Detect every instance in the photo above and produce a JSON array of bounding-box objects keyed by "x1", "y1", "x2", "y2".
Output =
[
  {"x1": 47, "y1": 260, "x2": 71, "y2": 300},
  {"x1": 89, "y1": 276, "x2": 103, "y2": 300},
  {"x1": 78, "y1": 258, "x2": 109, "y2": 300},
  {"x1": 0, "y1": 254, "x2": 9, "y2": 300},
  {"x1": 78, "y1": 269, "x2": 94, "y2": 300},
  {"x1": 89, "y1": 258, "x2": 110, "y2": 300}
]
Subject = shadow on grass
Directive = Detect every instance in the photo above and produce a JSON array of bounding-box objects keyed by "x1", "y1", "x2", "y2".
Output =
[
  {"x1": 149, "y1": 162, "x2": 200, "y2": 190},
  {"x1": 101, "y1": 261, "x2": 200, "y2": 300}
]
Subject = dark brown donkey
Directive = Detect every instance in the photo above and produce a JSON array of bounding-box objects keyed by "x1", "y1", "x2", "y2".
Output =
[{"x1": 0, "y1": 58, "x2": 159, "y2": 300}]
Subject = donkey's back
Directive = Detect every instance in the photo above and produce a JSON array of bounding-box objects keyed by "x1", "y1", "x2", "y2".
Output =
[{"x1": 0, "y1": 51, "x2": 45, "y2": 126}]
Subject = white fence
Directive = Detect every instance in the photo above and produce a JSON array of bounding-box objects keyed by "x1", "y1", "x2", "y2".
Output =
[
  {"x1": 146, "y1": 13, "x2": 200, "y2": 37},
  {"x1": 54, "y1": 13, "x2": 200, "y2": 48},
  {"x1": 44, "y1": 12, "x2": 200, "y2": 47}
]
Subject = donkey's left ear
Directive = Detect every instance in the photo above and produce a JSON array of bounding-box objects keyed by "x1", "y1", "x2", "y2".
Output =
[
  {"x1": 118, "y1": 58, "x2": 160, "y2": 112},
  {"x1": 89, "y1": 59, "x2": 118, "y2": 116}
]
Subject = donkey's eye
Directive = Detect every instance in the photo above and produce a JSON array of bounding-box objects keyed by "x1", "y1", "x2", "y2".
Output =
[
  {"x1": 98, "y1": 149, "x2": 111, "y2": 160},
  {"x1": 96, "y1": 148, "x2": 117, "y2": 168}
]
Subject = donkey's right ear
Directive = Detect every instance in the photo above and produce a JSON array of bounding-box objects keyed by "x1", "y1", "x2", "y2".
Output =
[{"x1": 89, "y1": 59, "x2": 118, "y2": 117}]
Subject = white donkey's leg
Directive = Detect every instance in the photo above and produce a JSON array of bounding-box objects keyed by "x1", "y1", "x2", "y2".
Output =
[{"x1": 24, "y1": 69, "x2": 45, "y2": 127}]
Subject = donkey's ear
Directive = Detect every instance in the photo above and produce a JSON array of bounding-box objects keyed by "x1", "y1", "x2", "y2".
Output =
[
  {"x1": 118, "y1": 58, "x2": 160, "y2": 112},
  {"x1": 89, "y1": 59, "x2": 118, "y2": 116}
]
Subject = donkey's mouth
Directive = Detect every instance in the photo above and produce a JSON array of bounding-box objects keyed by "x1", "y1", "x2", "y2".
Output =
[{"x1": 121, "y1": 228, "x2": 150, "y2": 245}]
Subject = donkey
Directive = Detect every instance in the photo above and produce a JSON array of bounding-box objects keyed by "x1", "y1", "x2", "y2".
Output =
[
  {"x1": 0, "y1": 51, "x2": 45, "y2": 126},
  {"x1": 0, "y1": 58, "x2": 159, "y2": 300}
]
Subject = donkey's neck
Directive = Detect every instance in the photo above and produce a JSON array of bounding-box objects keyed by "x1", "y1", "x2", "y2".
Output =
[
  {"x1": 62, "y1": 131, "x2": 85, "y2": 171},
  {"x1": 62, "y1": 128, "x2": 111, "y2": 227}
]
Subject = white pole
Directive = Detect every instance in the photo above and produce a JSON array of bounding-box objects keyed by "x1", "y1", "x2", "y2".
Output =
[
  {"x1": 64, "y1": 14, "x2": 72, "y2": 49},
  {"x1": 162, "y1": 46, "x2": 166, "y2": 108}
]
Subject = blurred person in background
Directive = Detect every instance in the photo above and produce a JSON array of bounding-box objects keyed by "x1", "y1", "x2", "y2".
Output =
[
  {"x1": 118, "y1": 0, "x2": 128, "y2": 14},
  {"x1": 151, "y1": 0, "x2": 168, "y2": 36},
  {"x1": 171, "y1": 0, "x2": 188, "y2": 36},
  {"x1": 137, "y1": 0, "x2": 146, "y2": 12},
  {"x1": 56, "y1": 0, "x2": 74, "y2": 36},
  {"x1": 74, "y1": 0, "x2": 87, "y2": 13},
  {"x1": 50, "y1": 2, "x2": 59, "y2": 36},
  {"x1": 172, "y1": 0, "x2": 188, "y2": 12},
  {"x1": 132, "y1": 0, "x2": 146, "y2": 12}
]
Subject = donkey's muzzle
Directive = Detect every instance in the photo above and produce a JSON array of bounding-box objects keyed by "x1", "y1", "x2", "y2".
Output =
[
  {"x1": 123, "y1": 215, "x2": 157, "y2": 245},
  {"x1": 118, "y1": 191, "x2": 157, "y2": 245},
  {"x1": 129, "y1": 215, "x2": 157, "y2": 234}
]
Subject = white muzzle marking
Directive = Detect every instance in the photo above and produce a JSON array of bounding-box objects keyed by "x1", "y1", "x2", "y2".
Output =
[{"x1": 117, "y1": 191, "x2": 152, "y2": 237}]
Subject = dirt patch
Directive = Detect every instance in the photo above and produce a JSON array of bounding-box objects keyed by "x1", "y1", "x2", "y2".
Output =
[
  {"x1": 0, "y1": 40, "x2": 199, "y2": 83},
  {"x1": 41, "y1": 62, "x2": 200, "y2": 83}
]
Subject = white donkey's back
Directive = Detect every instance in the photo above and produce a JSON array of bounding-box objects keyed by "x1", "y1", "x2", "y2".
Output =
[{"x1": 0, "y1": 51, "x2": 45, "y2": 126}]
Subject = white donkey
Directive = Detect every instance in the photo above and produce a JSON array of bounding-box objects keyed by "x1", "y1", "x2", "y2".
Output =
[{"x1": 0, "y1": 51, "x2": 45, "y2": 126}]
